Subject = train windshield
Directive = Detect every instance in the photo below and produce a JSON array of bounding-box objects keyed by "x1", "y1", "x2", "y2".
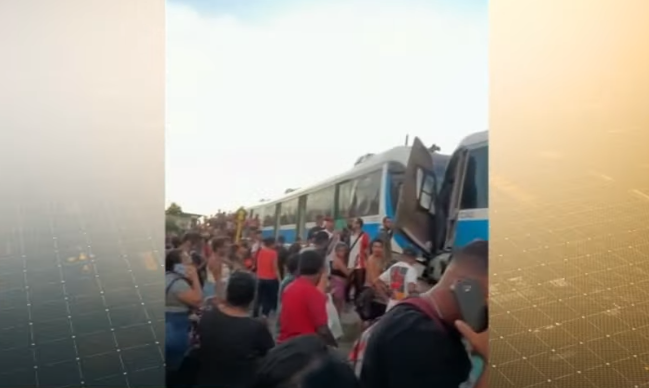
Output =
[
  {"x1": 388, "y1": 154, "x2": 449, "y2": 214},
  {"x1": 460, "y1": 144, "x2": 488, "y2": 210}
]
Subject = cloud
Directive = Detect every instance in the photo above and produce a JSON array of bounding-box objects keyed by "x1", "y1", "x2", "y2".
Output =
[{"x1": 166, "y1": 2, "x2": 487, "y2": 213}]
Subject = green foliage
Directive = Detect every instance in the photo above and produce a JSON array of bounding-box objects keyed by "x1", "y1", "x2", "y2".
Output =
[
  {"x1": 166, "y1": 217, "x2": 180, "y2": 233},
  {"x1": 166, "y1": 202, "x2": 183, "y2": 216}
]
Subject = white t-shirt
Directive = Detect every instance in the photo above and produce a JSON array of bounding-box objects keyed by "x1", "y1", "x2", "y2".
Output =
[
  {"x1": 251, "y1": 241, "x2": 261, "y2": 256},
  {"x1": 206, "y1": 258, "x2": 231, "y2": 298},
  {"x1": 221, "y1": 262, "x2": 231, "y2": 282},
  {"x1": 348, "y1": 232, "x2": 363, "y2": 270},
  {"x1": 379, "y1": 261, "x2": 419, "y2": 311}
]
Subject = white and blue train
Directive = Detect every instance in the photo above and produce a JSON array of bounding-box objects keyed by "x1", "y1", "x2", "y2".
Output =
[
  {"x1": 409, "y1": 130, "x2": 488, "y2": 280},
  {"x1": 450, "y1": 130, "x2": 488, "y2": 247},
  {"x1": 246, "y1": 145, "x2": 450, "y2": 252},
  {"x1": 247, "y1": 130, "x2": 488, "y2": 280}
]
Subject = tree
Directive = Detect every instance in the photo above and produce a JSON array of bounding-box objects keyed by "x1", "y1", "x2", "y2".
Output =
[
  {"x1": 166, "y1": 202, "x2": 183, "y2": 216},
  {"x1": 166, "y1": 217, "x2": 180, "y2": 233}
]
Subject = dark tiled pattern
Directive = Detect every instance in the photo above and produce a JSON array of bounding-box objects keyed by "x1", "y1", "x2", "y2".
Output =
[
  {"x1": 490, "y1": 128, "x2": 649, "y2": 387},
  {"x1": 0, "y1": 201, "x2": 164, "y2": 387}
]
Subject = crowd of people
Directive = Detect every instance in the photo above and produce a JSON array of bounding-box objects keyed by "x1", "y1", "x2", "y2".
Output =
[{"x1": 164, "y1": 212, "x2": 489, "y2": 388}]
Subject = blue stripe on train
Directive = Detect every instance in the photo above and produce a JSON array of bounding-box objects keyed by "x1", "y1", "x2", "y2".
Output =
[
  {"x1": 359, "y1": 223, "x2": 381, "y2": 240},
  {"x1": 261, "y1": 229, "x2": 275, "y2": 239},
  {"x1": 278, "y1": 228, "x2": 297, "y2": 243},
  {"x1": 265, "y1": 223, "x2": 384, "y2": 244},
  {"x1": 385, "y1": 173, "x2": 489, "y2": 251},
  {"x1": 454, "y1": 219, "x2": 489, "y2": 248}
]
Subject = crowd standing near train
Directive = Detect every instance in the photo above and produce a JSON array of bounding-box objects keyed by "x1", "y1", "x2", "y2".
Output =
[
  {"x1": 164, "y1": 131, "x2": 489, "y2": 388},
  {"x1": 165, "y1": 214, "x2": 488, "y2": 388}
]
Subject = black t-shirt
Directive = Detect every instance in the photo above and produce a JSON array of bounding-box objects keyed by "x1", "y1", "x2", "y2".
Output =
[
  {"x1": 276, "y1": 245, "x2": 289, "y2": 278},
  {"x1": 359, "y1": 303, "x2": 471, "y2": 388},
  {"x1": 276, "y1": 245, "x2": 289, "y2": 266},
  {"x1": 196, "y1": 307, "x2": 275, "y2": 388}
]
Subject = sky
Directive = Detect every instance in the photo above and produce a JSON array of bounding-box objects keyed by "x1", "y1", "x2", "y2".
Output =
[{"x1": 166, "y1": 0, "x2": 488, "y2": 214}]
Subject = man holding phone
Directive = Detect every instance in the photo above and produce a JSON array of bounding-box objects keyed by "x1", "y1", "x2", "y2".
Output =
[{"x1": 359, "y1": 240, "x2": 489, "y2": 388}]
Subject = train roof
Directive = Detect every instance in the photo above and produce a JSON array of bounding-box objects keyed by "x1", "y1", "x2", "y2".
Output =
[
  {"x1": 458, "y1": 130, "x2": 488, "y2": 148},
  {"x1": 248, "y1": 145, "x2": 450, "y2": 209}
]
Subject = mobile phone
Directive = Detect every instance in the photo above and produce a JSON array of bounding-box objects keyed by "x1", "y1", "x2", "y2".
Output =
[{"x1": 451, "y1": 278, "x2": 488, "y2": 333}]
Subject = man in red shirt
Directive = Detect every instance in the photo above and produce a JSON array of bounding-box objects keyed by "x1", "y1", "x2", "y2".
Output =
[
  {"x1": 277, "y1": 250, "x2": 338, "y2": 347},
  {"x1": 254, "y1": 237, "x2": 281, "y2": 320}
]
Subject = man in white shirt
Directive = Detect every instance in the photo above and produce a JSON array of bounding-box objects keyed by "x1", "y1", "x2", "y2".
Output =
[
  {"x1": 345, "y1": 218, "x2": 369, "y2": 304},
  {"x1": 250, "y1": 230, "x2": 262, "y2": 258},
  {"x1": 378, "y1": 246, "x2": 420, "y2": 311},
  {"x1": 323, "y1": 216, "x2": 335, "y2": 239}
]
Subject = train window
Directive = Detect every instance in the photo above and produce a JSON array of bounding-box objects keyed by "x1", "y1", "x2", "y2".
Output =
[
  {"x1": 433, "y1": 159, "x2": 448, "y2": 192},
  {"x1": 337, "y1": 180, "x2": 354, "y2": 219},
  {"x1": 461, "y1": 145, "x2": 488, "y2": 210},
  {"x1": 305, "y1": 186, "x2": 335, "y2": 222},
  {"x1": 261, "y1": 205, "x2": 276, "y2": 227},
  {"x1": 387, "y1": 163, "x2": 406, "y2": 215},
  {"x1": 353, "y1": 170, "x2": 382, "y2": 217},
  {"x1": 338, "y1": 170, "x2": 382, "y2": 218},
  {"x1": 280, "y1": 199, "x2": 298, "y2": 225},
  {"x1": 416, "y1": 168, "x2": 436, "y2": 213},
  {"x1": 255, "y1": 207, "x2": 265, "y2": 225},
  {"x1": 279, "y1": 205, "x2": 287, "y2": 225}
]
